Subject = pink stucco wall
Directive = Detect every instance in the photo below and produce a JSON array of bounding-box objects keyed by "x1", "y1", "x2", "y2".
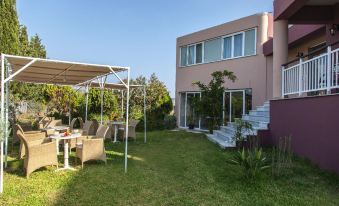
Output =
[{"x1": 175, "y1": 13, "x2": 273, "y2": 124}]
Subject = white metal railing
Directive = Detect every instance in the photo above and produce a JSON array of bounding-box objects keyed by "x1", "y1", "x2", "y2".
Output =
[{"x1": 282, "y1": 46, "x2": 339, "y2": 97}]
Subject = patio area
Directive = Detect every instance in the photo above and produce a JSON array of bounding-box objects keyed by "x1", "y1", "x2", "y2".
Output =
[{"x1": 1, "y1": 130, "x2": 339, "y2": 206}]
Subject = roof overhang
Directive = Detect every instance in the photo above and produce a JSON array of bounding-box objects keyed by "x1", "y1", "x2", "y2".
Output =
[
  {"x1": 263, "y1": 24, "x2": 325, "y2": 56},
  {"x1": 274, "y1": 0, "x2": 339, "y2": 24},
  {"x1": 1, "y1": 54, "x2": 129, "y2": 86}
]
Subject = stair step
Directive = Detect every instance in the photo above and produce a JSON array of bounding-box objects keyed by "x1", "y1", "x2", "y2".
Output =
[
  {"x1": 242, "y1": 114, "x2": 269, "y2": 122},
  {"x1": 206, "y1": 134, "x2": 235, "y2": 148},
  {"x1": 206, "y1": 101, "x2": 270, "y2": 149}
]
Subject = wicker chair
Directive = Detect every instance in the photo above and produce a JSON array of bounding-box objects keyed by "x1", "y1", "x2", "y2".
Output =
[
  {"x1": 16, "y1": 128, "x2": 58, "y2": 178},
  {"x1": 15, "y1": 124, "x2": 49, "y2": 159},
  {"x1": 44, "y1": 119, "x2": 63, "y2": 136},
  {"x1": 81, "y1": 120, "x2": 98, "y2": 136},
  {"x1": 104, "y1": 120, "x2": 114, "y2": 140},
  {"x1": 78, "y1": 117, "x2": 84, "y2": 129},
  {"x1": 118, "y1": 120, "x2": 140, "y2": 141},
  {"x1": 76, "y1": 125, "x2": 109, "y2": 168},
  {"x1": 69, "y1": 118, "x2": 77, "y2": 131}
]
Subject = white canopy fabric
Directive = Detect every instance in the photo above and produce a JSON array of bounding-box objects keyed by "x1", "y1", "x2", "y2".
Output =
[
  {"x1": 0, "y1": 53, "x2": 132, "y2": 193},
  {"x1": 4, "y1": 54, "x2": 128, "y2": 85}
]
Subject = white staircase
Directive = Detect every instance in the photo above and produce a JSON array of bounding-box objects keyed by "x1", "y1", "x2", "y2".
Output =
[{"x1": 206, "y1": 101, "x2": 270, "y2": 149}]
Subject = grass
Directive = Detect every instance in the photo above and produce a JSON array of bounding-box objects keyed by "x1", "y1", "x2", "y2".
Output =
[{"x1": 1, "y1": 130, "x2": 339, "y2": 205}]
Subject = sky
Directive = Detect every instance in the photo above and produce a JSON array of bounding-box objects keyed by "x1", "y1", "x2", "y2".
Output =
[{"x1": 17, "y1": 0, "x2": 273, "y2": 97}]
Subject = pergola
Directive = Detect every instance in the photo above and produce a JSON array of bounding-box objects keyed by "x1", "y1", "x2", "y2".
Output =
[
  {"x1": 0, "y1": 53, "x2": 137, "y2": 193},
  {"x1": 80, "y1": 82, "x2": 147, "y2": 143}
]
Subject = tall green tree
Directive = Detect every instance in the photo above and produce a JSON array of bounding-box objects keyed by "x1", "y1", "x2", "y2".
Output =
[
  {"x1": 193, "y1": 70, "x2": 237, "y2": 133},
  {"x1": 29, "y1": 34, "x2": 46, "y2": 58},
  {"x1": 124, "y1": 74, "x2": 173, "y2": 130},
  {"x1": 18, "y1": 25, "x2": 31, "y2": 56},
  {"x1": 0, "y1": 0, "x2": 20, "y2": 55}
]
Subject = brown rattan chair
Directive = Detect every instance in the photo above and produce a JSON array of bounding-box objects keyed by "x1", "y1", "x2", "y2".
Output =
[
  {"x1": 15, "y1": 124, "x2": 49, "y2": 159},
  {"x1": 118, "y1": 119, "x2": 140, "y2": 141},
  {"x1": 16, "y1": 127, "x2": 58, "y2": 178},
  {"x1": 76, "y1": 125, "x2": 109, "y2": 168}
]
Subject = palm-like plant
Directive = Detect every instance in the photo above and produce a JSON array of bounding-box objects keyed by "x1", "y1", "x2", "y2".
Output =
[{"x1": 228, "y1": 147, "x2": 271, "y2": 179}]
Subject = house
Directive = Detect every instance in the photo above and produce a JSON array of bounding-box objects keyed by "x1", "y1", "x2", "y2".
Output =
[
  {"x1": 176, "y1": 13, "x2": 274, "y2": 130},
  {"x1": 175, "y1": 0, "x2": 339, "y2": 173}
]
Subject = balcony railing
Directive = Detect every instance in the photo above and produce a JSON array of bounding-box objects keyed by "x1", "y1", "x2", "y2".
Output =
[{"x1": 282, "y1": 46, "x2": 339, "y2": 97}]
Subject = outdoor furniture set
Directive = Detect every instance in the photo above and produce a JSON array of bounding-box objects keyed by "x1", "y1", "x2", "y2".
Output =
[{"x1": 15, "y1": 118, "x2": 140, "y2": 177}]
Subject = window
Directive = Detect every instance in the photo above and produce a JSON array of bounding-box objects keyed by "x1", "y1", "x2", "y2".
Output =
[
  {"x1": 222, "y1": 28, "x2": 256, "y2": 59},
  {"x1": 244, "y1": 29, "x2": 256, "y2": 56},
  {"x1": 204, "y1": 38, "x2": 222, "y2": 63},
  {"x1": 196, "y1": 43, "x2": 203, "y2": 64},
  {"x1": 188, "y1": 45, "x2": 195, "y2": 65},
  {"x1": 180, "y1": 46, "x2": 187, "y2": 67},
  {"x1": 180, "y1": 28, "x2": 256, "y2": 67},
  {"x1": 233, "y1": 33, "x2": 243, "y2": 57},
  {"x1": 223, "y1": 36, "x2": 232, "y2": 59}
]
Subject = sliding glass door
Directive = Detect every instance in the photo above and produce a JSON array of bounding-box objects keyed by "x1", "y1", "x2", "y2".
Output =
[
  {"x1": 179, "y1": 92, "x2": 206, "y2": 129},
  {"x1": 223, "y1": 89, "x2": 252, "y2": 124}
]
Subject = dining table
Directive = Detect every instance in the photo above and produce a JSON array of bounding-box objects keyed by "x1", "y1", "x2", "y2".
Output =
[{"x1": 49, "y1": 132, "x2": 81, "y2": 171}]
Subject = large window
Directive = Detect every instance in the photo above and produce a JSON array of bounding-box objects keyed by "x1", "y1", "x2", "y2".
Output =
[
  {"x1": 204, "y1": 38, "x2": 222, "y2": 63},
  {"x1": 244, "y1": 29, "x2": 256, "y2": 56},
  {"x1": 222, "y1": 28, "x2": 256, "y2": 59},
  {"x1": 180, "y1": 46, "x2": 187, "y2": 67},
  {"x1": 180, "y1": 43, "x2": 203, "y2": 66},
  {"x1": 180, "y1": 28, "x2": 256, "y2": 67},
  {"x1": 196, "y1": 43, "x2": 203, "y2": 64},
  {"x1": 233, "y1": 33, "x2": 243, "y2": 57}
]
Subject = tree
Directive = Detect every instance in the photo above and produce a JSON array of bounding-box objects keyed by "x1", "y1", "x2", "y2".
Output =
[
  {"x1": 29, "y1": 34, "x2": 46, "y2": 58},
  {"x1": 0, "y1": 0, "x2": 20, "y2": 54},
  {"x1": 193, "y1": 70, "x2": 237, "y2": 133},
  {"x1": 87, "y1": 88, "x2": 119, "y2": 120},
  {"x1": 18, "y1": 25, "x2": 31, "y2": 56}
]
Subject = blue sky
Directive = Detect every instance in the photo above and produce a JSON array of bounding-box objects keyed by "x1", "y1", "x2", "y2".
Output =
[{"x1": 17, "y1": 0, "x2": 273, "y2": 97}]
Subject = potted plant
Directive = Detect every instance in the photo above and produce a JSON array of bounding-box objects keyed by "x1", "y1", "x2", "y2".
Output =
[
  {"x1": 187, "y1": 114, "x2": 195, "y2": 129},
  {"x1": 233, "y1": 119, "x2": 253, "y2": 149}
]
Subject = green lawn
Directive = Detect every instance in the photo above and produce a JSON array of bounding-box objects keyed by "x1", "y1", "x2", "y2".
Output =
[{"x1": 1, "y1": 130, "x2": 339, "y2": 206}]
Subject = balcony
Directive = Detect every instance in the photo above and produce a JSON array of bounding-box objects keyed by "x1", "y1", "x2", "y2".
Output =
[{"x1": 282, "y1": 45, "x2": 339, "y2": 97}]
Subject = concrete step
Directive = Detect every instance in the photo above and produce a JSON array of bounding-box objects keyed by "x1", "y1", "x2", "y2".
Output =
[
  {"x1": 242, "y1": 114, "x2": 269, "y2": 122},
  {"x1": 206, "y1": 134, "x2": 235, "y2": 149},
  {"x1": 256, "y1": 105, "x2": 270, "y2": 112},
  {"x1": 249, "y1": 110, "x2": 269, "y2": 117},
  {"x1": 214, "y1": 130, "x2": 233, "y2": 143}
]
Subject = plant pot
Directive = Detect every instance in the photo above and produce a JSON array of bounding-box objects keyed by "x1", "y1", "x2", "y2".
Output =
[{"x1": 188, "y1": 124, "x2": 195, "y2": 130}]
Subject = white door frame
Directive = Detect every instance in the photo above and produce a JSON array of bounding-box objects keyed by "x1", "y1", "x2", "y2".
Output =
[
  {"x1": 222, "y1": 89, "x2": 246, "y2": 125},
  {"x1": 181, "y1": 91, "x2": 201, "y2": 129}
]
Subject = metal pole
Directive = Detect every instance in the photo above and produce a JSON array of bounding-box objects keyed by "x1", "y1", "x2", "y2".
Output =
[
  {"x1": 4, "y1": 63, "x2": 9, "y2": 168},
  {"x1": 1, "y1": 54, "x2": 5, "y2": 193},
  {"x1": 121, "y1": 90, "x2": 124, "y2": 118},
  {"x1": 298, "y1": 58, "x2": 303, "y2": 96},
  {"x1": 85, "y1": 85, "x2": 89, "y2": 121},
  {"x1": 143, "y1": 86, "x2": 146, "y2": 143},
  {"x1": 68, "y1": 93, "x2": 71, "y2": 126},
  {"x1": 100, "y1": 86, "x2": 104, "y2": 124},
  {"x1": 222, "y1": 92, "x2": 225, "y2": 126},
  {"x1": 327, "y1": 46, "x2": 332, "y2": 94},
  {"x1": 124, "y1": 68, "x2": 130, "y2": 173},
  {"x1": 100, "y1": 76, "x2": 106, "y2": 125}
]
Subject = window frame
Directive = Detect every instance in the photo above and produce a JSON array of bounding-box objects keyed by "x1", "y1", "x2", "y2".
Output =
[
  {"x1": 221, "y1": 28, "x2": 257, "y2": 60},
  {"x1": 179, "y1": 27, "x2": 257, "y2": 68},
  {"x1": 180, "y1": 41, "x2": 204, "y2": 67}
]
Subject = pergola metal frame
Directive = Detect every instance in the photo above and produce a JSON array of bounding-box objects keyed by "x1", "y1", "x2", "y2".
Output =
[
  {"x1": 78, "y1": 82, "x2": 147, "y2": 144},
  {"x1": 0, "y1": 53, "x2": 135, "y2": 193}
]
